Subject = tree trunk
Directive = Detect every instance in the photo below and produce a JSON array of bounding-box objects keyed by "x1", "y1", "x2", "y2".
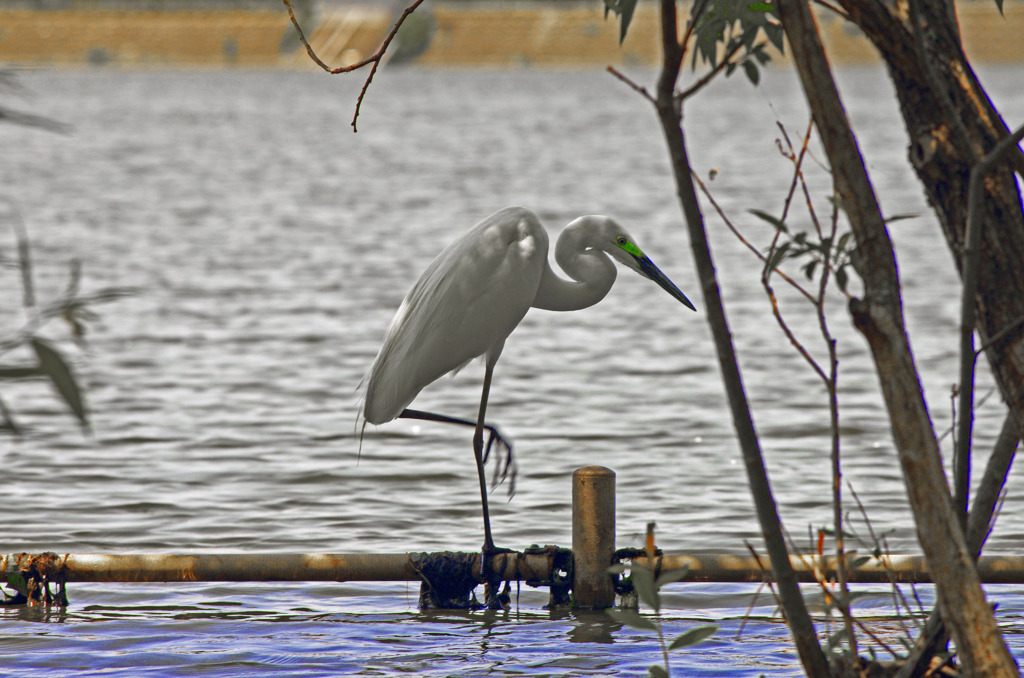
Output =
[
  {"x1": 773, "y1": 0, "x2": 1018, "y2": 674},
  {"x1": 838, "y1": 0, "x2": 1024, "y2": 437}
]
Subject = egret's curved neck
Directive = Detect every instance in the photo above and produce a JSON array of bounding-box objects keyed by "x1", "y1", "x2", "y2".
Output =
[{"x1": 531, "y1": 221, "x2": 616, "y2": 312}]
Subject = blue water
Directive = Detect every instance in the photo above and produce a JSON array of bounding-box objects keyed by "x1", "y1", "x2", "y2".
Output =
[{"x1": 1, "y1": 63, "x2": 1023, "y2": 675}]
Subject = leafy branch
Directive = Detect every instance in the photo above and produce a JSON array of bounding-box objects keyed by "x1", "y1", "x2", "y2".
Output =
[
  {"x1": 1, "y1": 212, "x2": 134, "y2": 435},
  {"x1": 606, "y1": 526, "x2": 719, "y2": 677}
]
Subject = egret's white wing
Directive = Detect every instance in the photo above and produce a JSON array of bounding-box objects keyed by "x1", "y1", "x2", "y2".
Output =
[{"x1": 363, "y1": 207, "x2": 548, "y2": 424}]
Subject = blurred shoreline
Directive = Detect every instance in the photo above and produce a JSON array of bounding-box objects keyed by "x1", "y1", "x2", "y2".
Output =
[{"x1": 1, "y1": 2, "x2": 1022, "y2": 69}]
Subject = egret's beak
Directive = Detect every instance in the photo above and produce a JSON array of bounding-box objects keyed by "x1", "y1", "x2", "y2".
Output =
[{"x1": 634, "y1": 254, "x2": 697, "y2": 311}]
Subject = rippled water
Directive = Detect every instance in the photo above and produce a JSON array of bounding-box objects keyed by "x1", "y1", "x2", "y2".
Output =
[{"x1": 2, "y1": 65, "x2": 1023, "y2": 675}]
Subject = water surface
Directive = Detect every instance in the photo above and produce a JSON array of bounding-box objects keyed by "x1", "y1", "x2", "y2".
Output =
[{"x1": 1, "y1": 64, "x2": 1023, "y2": 675}]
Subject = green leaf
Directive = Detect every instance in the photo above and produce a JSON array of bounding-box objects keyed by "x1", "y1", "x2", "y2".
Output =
[
  {"x1": 648, "y1": 665, "x2": 670, "y2": 678},
  {"x1": 994, "y1": 0, "x2": 1005, "y2": 16},
  {"x1": 606, "y1": 607, "x2": 658, "y2": 631},
  {"x1": 668, "y1": 624, "x2": 719, "y2": 650},
  {"x1": 749, "y1": 208, "x2": 788, "y2": 233},
  {"x1": 802, "y1": 259, "x2": 818, "y2": 280},
  {"x1": 836, "y1": 232, "x2": 853, "y2": 255},
  {"x1": 764, "y1": 22, "x2": 785, "y2": 53},
  {"x1": 604, "y1": 0, "x2": 639, "y2": 44},
  {"x1": 742, "y1": 58, "x2": 760, "y2": 85},
  {"x1": 655, "y1": 565, "x2": 691, "y2": 588},
  {"x1": 31, "y1": 338, "x2": 89, "y2": 431},
  {"x1": 630, "y1": 564, "x2": 660, "y2": 612},
  {"x1": 7, "y1": 571, "x2": 29, "y2": 597},
  {"x1": 753, "y1": 43, "x2": 771, "y2": 65},
  {"x1": 836, "y1": 266, "x2": 849, "y2": 292}
]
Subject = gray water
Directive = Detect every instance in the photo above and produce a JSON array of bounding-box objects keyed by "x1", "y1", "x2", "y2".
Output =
[{"x1": 1, "y1": 65, "x2": 1023, "y2": 675}]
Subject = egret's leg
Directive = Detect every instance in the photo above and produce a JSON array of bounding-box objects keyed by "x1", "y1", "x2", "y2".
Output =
[
  {"x1": 472, "y1": 360, "x2": 497, "y2": 554},
  {"x1": 397, "y1": 410, "x2": 516, "y2": 492}
]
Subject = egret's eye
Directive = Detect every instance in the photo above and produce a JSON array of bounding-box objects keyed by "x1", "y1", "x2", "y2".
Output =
[{"x1": 616, "y1": 236, "x2": 628, "y2": 246}]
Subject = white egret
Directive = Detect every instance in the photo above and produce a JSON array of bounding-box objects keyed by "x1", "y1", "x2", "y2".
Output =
[{"x1": 361, "y1": 206, "x2": 696, "y2": 559}]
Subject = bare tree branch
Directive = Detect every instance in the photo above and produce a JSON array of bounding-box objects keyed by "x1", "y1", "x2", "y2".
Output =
[
  {"x1": 282, "y1": 0, "x2": 426, "y2": 132},
  {"x1": 606, "y1": 66, "x2": 655, "y2": 104}
]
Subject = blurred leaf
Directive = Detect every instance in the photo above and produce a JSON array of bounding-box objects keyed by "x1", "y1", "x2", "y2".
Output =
[
  {"x1": 648, "y1": 665, "x2": 669, "y2": 678},
  {"x1": 655, "y1": 565, "x2": 691, "y2": 588},
  {"x1": 752, "y1": 43, "x2": 771, "y2": 65},
  {"x1": 691, "y1": 0, "x2": 780, "y2": 73},
  {"x1": 31, "y1": 338, "x2": 89, "y2": 431},
  {"x1": 836, "y1": 266, "x2": 849, "y2": 292},
  {"x1": 851, "y1": 555, "x2": 872, "y2": 568},
  {"x1": 802, "y1": 259, "x2": 818, "y2": 280},
  {"x1": 804, "y1": 601, "x2": 832, "y2": 615},
  {"x1": 608, "y1": 563, "x2": 628, "y2": 575},
  {"x1": 766, "y1": 242, "x2": 791, "y2": 271},
  {"x1": 604, "y1": 0, "x2": 639, "y2": 44},
  {"x1": 0, "y1": 104, "x2": 72, "y2": 135},
  {"x1": 764, "y1": 22, "x2": 785, "y2": 53},
  {"x1": 668, "y1": 624, "x2": 719, "y2": 650},
  {"x1": 6, "y1": 571, "x2": 29, "y2": 597},
  {"x1": 12, "y1": 217, "x2": 35, "y2": 310},
  {"x1": 742, "y1": 60, "x2": 760, "y2": 85},
  {"x1": 749, "y1": 208, "x2": 788, "y2": 233},
  {"x1": 994, "y1": 0, "x2": 1005, "y2": 16},
  {"x1": 826, "y1": 628, "x2": 848, "y2": 651},
  {"x1": 0, "y1": 365, "x2": 42, "y2": 379},
  {"x1": 883, "y1": 212, "x2": 918, "y2": 224},
  {"x1": 64, "y1": 258, "x2": 82, "y2": 298},
  {"x1": 606, "y1": 607, "x2": 658, "y2": 631},
  {"x1": 836, "y1": 232, "x2": 853, "y2": 255},
  {"x1": 0, "y1": 395, "x2": 22, "y2": 436},
  {"x1": 630, "y1": 564, "x2": 660, "y2": 611}
]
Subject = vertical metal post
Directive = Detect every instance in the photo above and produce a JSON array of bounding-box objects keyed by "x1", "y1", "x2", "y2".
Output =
[{"x1": 572, "y1": 465, "x2": 616, "y2": 609}]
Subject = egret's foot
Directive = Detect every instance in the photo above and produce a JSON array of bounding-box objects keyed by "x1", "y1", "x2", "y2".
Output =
[
  {"x1": 480, "y1": 545, "x2": 514, "y2": 611},
  {"x1": 480, "y1": 543, "x2": 515, "y2": 573},
  {"x1": 484, "y1": 580, "x2": 512, "y2": 611},
  {"x1": 482, "y1": 425, "x2": 517, "y2": 498}
]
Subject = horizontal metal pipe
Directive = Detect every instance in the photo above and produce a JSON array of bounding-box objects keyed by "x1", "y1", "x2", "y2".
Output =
[
  {"x1": 628, "y1": 553, "x2": 1024, "y2": 584},
  {"x1": 1, "y1": 551, "x2": 561, "y2": 584},
  {"x1": 6, "y1": 552, "x2": 1024, "y2": 585}
]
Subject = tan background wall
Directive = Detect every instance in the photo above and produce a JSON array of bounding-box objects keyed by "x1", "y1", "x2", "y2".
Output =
[{"x1": 1, "y1": 2, "x2": 1022, "y2": 68}]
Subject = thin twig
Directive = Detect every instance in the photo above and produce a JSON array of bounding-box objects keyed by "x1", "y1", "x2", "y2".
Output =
[
  {"x1": 691, "y1": 170, "x2": 817, "y2": 303},
  {"x1": 763, "y1": 285, "x2": 829, "y2": 382},
  {"x1": 679, "y1": 0, "x2": 713, "y2": 58},
  {"x1": 848, "y1": 483, "x2": 921, "y2": 627},
  {"x1": 976, "y1": 313, "x2": 1024, "y2": 356},
  {"x1": 282, "y1": 0, "x2": 426, "y2": 132},
  {"x1": 677, "y1": 39, "x2": 745, "y2": 103},
  {"x1": 606, "y1": 66, "x2": 655, "y2": 104},
  {"x1": 810, "y1": 0, "x2": 851, "y2": 21},
  {"x1": 955, "y1": 120, "x2": 1024, "y2": 519},
  {"x1": 777, "y1": 120, "x2": 814, "y2": 222}
]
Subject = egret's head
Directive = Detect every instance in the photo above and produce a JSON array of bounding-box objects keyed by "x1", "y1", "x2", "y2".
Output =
[{"x1": 598, "y1": 219, "x2": 697, "y2": 311}]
